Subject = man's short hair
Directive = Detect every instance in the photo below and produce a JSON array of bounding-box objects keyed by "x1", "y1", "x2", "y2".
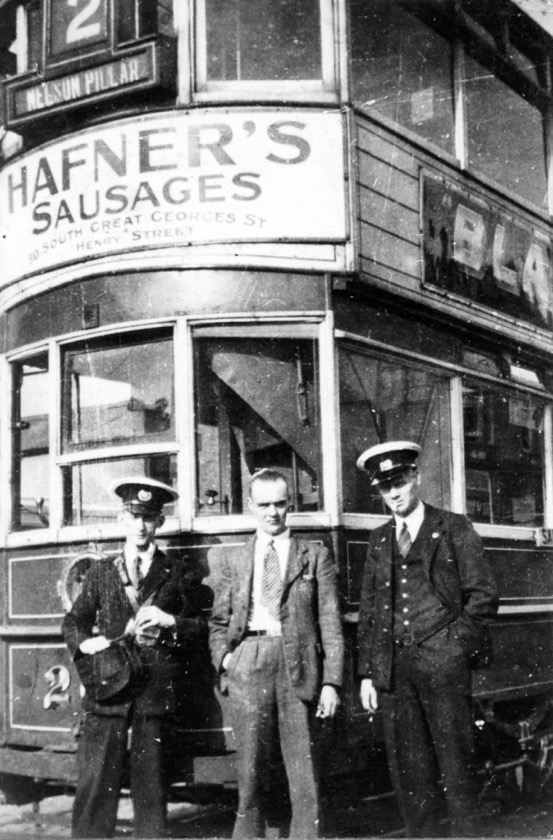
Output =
[{"x1": 249, "y1": 468, "x2": 289, "y2": 496}]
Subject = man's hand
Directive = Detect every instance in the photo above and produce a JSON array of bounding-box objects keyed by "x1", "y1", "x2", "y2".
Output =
[
  {"x1": 316, "y1": 685, "x2": 340, "y2": 719},
  {"x1": 79, "y1": 636, "x2": 110, "y2": 655},
  {"x1": 360, "y1": 678, "x2": 378, "y2": 712},
  {"x1": 136, "y1": 606, "x2": 176, "y2": 631}
]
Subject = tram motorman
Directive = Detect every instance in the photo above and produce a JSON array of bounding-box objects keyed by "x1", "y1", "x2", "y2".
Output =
[
  {"x1": 62, "y1": 477, "x2": 205, "y2": 838},
  {"x1": 209, "y1": 468, "x2": 344, "y2": 839},
  {"x1": 356, "y1": 442, "x2": 498, "y2": 837}
]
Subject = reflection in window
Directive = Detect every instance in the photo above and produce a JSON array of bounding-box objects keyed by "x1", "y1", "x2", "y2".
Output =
[
  {"x1": 194, "y1": 337, "x2": 321, "y2": 514},
  {"x1": 205, "y1": 0, "x2": 321, "y2": 81},
  {"x1": 339, "y1": 348, "x2": 452, "y2": 514},
  {"x1": 350, "y1": 0, "x2": 454, "y2": 154},
  {"x1": 463, "y1": 381, "x2": 544, "y2": 525},
  {"x1": 63, "y1": 454, "x2": 177, "y2": 526},
  {"x1": 12, "y1": 353, "x2": 50, "y2": 531},
  {"x1": 464, "y1": 53, "x2": 546, "y2": 208},
  {"x1": 61, "y1": 332, "x2": 174, "y2": 453}
]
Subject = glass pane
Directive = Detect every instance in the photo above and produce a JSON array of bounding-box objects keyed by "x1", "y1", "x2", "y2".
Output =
[
  {"x1": 63, "y1": 454, "x2": 177, "y2": 526},
  {"x1": 350, "y1": 0, "x2": 454, "y2": 154},
  {"x1": 339, "y1": 348, "x2": 452, "y2": 514},
  {"x1": 463, "y1": 381, "x2": 544, "y2": 526},
  {"x1": 464, "y1": 53, "x2": 546, "y2": 208},
  {"x1": 12, "y1": 353, "x2": 50, "y2": 531},
  {"x1": 195, "y1": 337, "x2": 321, "y2": 514},
  {"x1": 205, "y1": 0, "x2": 321, "y2": 81},
  {"x1": 61, "y1": 332, "x2": 174, "y2": 453}
]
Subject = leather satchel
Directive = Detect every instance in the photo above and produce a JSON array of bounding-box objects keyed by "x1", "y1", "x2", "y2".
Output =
[
  {"x1": 74, "y1": 557, "x2": 158, "y2": 702},
  {"x1": 75, "y1": 636, "x2": 144, "y2": 702}
]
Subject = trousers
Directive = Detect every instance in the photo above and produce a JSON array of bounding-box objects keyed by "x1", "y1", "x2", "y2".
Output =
[
  {"x1": 381, "y1": 636, "x2": 482, "y2": 837},
  {"x1": 227, "y1": 635, "x2": 321, "y2": 839},
  {"x1": 72, "y1": 712, "x2": 167, "y2": 838}
]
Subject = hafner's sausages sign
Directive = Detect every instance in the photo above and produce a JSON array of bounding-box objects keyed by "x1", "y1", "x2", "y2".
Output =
[{"x1": 0, "y1": 110, "x2": 347, "y2": 285}]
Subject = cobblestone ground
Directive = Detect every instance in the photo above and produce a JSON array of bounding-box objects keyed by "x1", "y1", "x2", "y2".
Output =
[{"x1": 0, "y1": 781, "x2": 551, "y2": 839}]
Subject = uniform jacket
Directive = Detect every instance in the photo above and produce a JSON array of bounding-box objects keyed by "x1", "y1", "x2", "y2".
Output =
[
  {"x1": 209, "y1": 535, "x2": 344, "y2": 702},
  {"x1": 357, "y1": 504, "x2": 498, "y2": 690},
  {"x1": 63, "y1": 548, "x2": 205, "y2": 716}
]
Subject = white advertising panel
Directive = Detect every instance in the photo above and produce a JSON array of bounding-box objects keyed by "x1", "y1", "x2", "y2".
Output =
[{"x1": 0, "y1": 110, "x2": 347, "y2": 286}]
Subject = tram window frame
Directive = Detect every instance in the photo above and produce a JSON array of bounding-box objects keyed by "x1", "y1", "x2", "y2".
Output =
[
  {"x1": 193, "y1": 0, "x2": 338, "y2": 102},
  {"x1": 10, "y1": 351, "x2": 51, "y2": 533},
  {"x1": 349, "y1": 0, "x2": 552, "y2": 214},
  {"x1": 338, "y1": 342, "x2": 454, "y2": 517},
  {"x1": 57, "y1": 326, "x2": 179, "y2": 530},
  {"x1": 191, "y1": 323, "x2": 324, "y2": 523},
  {"x1": 462, "y1": 378, "x2": 546, "y2": 528}
]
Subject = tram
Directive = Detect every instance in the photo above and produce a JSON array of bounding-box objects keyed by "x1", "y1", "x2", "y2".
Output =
[{"x1": 0, "y1": 0, "x2": 552, "y2": 804}]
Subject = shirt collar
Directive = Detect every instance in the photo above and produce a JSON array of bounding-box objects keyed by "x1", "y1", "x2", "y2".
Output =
[
  {"x1": 124, "y1": 542, "x2": 156, "y2": 562},
  {"x1": 394, "y1": 501, "x2": 425, "y2": 536},
  {"x1": 256, "y1": 528, "x2": 290, "y2": 548}
]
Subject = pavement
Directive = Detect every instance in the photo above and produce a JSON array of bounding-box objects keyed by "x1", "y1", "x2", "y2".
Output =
[{"x1": 0, "y1": 778, "x2": 551, "y2": 838}]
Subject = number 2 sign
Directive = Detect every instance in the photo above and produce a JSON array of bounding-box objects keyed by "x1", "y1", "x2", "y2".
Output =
[{"x1": 49, "y1": 0, "x2": 109, "y2": 61}]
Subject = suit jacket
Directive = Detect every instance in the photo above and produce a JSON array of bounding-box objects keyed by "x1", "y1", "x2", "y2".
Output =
[
  {"x1": 209, "y1": 535, "x2": 344, "y2": 702},
  {"x1": 357, "y1": 504, "x2": 498, "y2": 690},
  {"x1": 63, "y1": 548, "x2": 205, "y2": 716}
]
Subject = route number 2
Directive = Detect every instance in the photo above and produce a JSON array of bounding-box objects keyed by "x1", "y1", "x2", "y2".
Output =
[
  {"x1": 66, "y1": 0, "x2": 103, "y2": 44},
  {"x1": 49, "y1": 0, "x2": 108, "y2": 58}
]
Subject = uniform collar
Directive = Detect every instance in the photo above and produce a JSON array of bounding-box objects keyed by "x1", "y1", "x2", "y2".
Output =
[{"x1": 394, "y1": 501, "x2": 425, "y2": 539}]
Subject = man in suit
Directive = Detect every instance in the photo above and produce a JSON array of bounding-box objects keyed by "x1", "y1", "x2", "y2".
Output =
[
  {"x1": 209, "y1": 468, "x2": 344, "y2": 839},
  {"x1": 63, "y1": 477, "x2": 205, "y2": 838},
  {"x1": 356, "y1": 442, "x2": 498, "y2": 837}
]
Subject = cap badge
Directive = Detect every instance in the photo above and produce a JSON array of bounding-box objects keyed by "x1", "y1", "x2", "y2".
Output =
[
  {"x1": 138, "y1": 489, "x2": 152, "y2": 502},
  {"x1": 380, "y1": 459, "x2": 393, "y2": 471}
]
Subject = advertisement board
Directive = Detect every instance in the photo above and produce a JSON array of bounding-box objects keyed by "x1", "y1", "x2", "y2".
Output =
[
  {"x1": 0, "y1": 110, "x2": 348, "y2": 286},
  {"x1": 423, "y1": 174, "x2": 553, "y2": 330}
]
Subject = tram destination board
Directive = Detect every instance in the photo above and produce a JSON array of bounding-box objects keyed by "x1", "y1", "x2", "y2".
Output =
[{"x1": 2, "y1": 0, "x2": 176, "y2": 130}]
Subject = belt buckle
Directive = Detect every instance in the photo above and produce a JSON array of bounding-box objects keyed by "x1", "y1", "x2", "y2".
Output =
[{"x1": 398, "y1": 631, "x2": 415, "y2": 648}]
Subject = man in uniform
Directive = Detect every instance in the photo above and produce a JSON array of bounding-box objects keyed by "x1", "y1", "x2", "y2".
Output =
[
  {"x1": 63, "y1": 477, "x2": 205, "y2": 838},
  {"x1": 356, "y1": 442, "x2": 498, "y2": 837},
  {"x1": 209, "y1": 468, "x2": 344, "y2": 838}
]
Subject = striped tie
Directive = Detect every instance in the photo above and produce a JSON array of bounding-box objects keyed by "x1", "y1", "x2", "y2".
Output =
[
  {"x1": 260, "y1": 541, "x2": 282, "y2": 621},
  {"x1": 397, "y1": 522, "x2": 412, "y2": 558}
]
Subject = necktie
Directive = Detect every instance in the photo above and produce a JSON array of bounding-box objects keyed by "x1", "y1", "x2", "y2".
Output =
[
  {"x1": 397, "y1": 522, "x2": 412, "y2": 558},
  {"x1": 260, "y1": 541, "x2": 282, "y2": 621},
  {"x1": 134, "y1": 556, "x2": 144, "y2": 590}
]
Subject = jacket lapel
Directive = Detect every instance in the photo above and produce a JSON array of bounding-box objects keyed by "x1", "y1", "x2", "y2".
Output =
[
  {"x1": 234, "y1": 536, "x2": 256, "y2": 619},
  {"x1": 282, "y1": 537, "x2": 310, "y2": 593},
  {"x1": 411, "y1": 504, "x2": 444, "y2": 576},
  {"x1": 139, "y1": 548, "x2": 171, "y2": 601}
]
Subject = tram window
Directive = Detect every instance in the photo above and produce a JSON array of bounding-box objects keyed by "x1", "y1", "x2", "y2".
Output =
[
  {"x1": 350, "y1": 0, "x2": 455, "y2": 155},
  {"x1": 339, "y1": 348, "x2": 452, "y2": 514},
  {"x1": 463, "y1": 381, "x2": 544, "y2": 526},
  {"x1": 116, "y1": 0, "x2": 173, "y2": 43},
  {"x1": 62, "y1": 454, "x2": 177, "y2": 526},
  {"x1": 199, "y1": 0, "x2": 323, "y2": 85},
  {"x1": 11, "y1": 353, "x2": 50, "y2": 531},
  {"x1": 61, "y1": 331, "x2": 174, "y2": 453},
  {"x1": 194, "y1": 337, "x2": 321, "y2": 514},
  {"x1": 463, "y1": 53, "x2": 547, "y2": 209}
]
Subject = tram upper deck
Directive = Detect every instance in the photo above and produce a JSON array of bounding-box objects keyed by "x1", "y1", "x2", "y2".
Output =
[{"x1": 0, "y1": 0, "x2": 552, "y2": 787}]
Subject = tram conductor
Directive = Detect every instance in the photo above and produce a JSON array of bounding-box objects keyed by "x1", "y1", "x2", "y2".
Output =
[
  {"x1": 63, "y1": 477, "x2": 205, "y2": 838},
  {"x1": 209, "y1": 468, "x2": 344, "y2": 838},
  {"x1": 356, "y1": 442, "x2": 498, "y2": 837}
]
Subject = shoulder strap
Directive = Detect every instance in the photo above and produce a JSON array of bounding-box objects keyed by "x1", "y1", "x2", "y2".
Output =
[
  {"x1": 114, "y1": 557, "x2": 142, "y2": 614},
  {"x1": 114, "y1": 556, "x2": 159, "y2": 614}
]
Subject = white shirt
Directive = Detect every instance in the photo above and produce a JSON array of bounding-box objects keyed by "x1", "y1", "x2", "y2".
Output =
[
  {"x1": 248, "y1": 528, "x2": 290, "y2": 634},
  {"x1": 394, "y1": 501, "x2": 425, "y2": 544},
  {"x1": 124, "y1": 542, "x2": 156, "y2": 583}
]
